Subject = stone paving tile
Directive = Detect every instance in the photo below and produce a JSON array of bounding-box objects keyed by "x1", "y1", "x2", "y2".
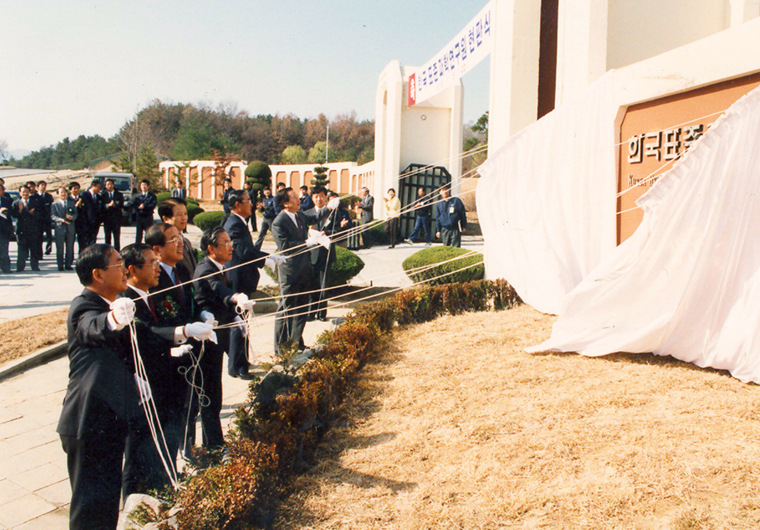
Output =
[
  {"x1": 0, "y1": 493, "x2": 56, "y2": 528},
  {"x1": 0, "y1": 478, "x2": 28, "y2": 507},
  {"x1": 9, "y1": 462, "x2": 68, "y2": 493},
  {"x1": 1, "y1": 425, "x2": 60, "y2": 456},
  {"x1": 0, "y1": 409, "x2": 22, "y2": 425},
  {"x1": 15, "y1": 506, "x2": 68, "y2": 530},
  {"x1": 26, "y1": 440, "x2": 66, "y2": 468},
  {"x1": 0, "y1": 416, "x2": 45, "y2": 441},
  {"x1": 0, "y1": 452, "x2": 41, "y2": 480},
  {"x1": 34, "y1": 479, "x2": 70, "y2": 507}
]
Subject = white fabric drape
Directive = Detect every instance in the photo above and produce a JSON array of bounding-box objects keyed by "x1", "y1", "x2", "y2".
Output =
[
  {"x1": 477, "y1": 73, "x2": 618, "y2": 314},
  {"x1": 529, "y1": 85, "x2": 760, "y2": 384}
]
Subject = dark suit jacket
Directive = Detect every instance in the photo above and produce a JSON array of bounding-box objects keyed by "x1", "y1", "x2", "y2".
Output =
[
  {"x1": 100, "y1": 189, "x2": 124, "y2": 223},
  {"x1": 171, "y1": 188, "x2": 187, "y2": 200},
  {"x1": 38, "y1": 191, "x2": 54, "y2": 224},
  {"x1": 0, "y1": 194, "x2": 13, "y2": 237},
  {"x1": 223, "y1": 214, "x2": 268, "y2": 296},
  {"x1": 151, "y1": 265, "x2": 197, "y2": 327},
  {"x1": 57, "y1": 289, "x2": 139, "y2": 439},
  {"x1": 122, "y1": 286, "x2": 184, "y2": 407},
  {"x1": 306, "y1": 207, "x2": 353, "y2": 267},
  {"x1": 132, "y1": 192, "x2": 157, "y2": 220},
  {"x1": 193, "y1": 257, "x2": 238, "y2": 325},
  {"x1": 271, "y1": 208, "x2": 330, "y2": 294},
  {"x1": 78, "y1": 190, "x2": 101, "y2": 226},
  {"x1": 11, "y1": 199, "x2": 38, "y2": 240}
]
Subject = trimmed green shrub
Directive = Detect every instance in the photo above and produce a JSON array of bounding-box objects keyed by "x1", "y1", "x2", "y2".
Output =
[
  {"x1": 264, "y1": 246, "x2": 365, "y2": 288},
  {"x1": 329, "y1": 246, "x2": 364, "y2": 286},
  {"x1": 186, "y1": 197, "x2": 199, "y2": 206},
  {"x1": 402, "y1": 246, "x2": 484, "y2": 286},
  {"x1": 186, "y1": 203, "x2": 205, "y2": 224},
  {"x1": 193, "y1": 210, "x2": 224, "y2": 231},
  {"x1": 245, "y1": 161, "x2": 272, "y2": 198},
  {"x1": 155, "y1": 191, "x2": 171, "y2": 204}
]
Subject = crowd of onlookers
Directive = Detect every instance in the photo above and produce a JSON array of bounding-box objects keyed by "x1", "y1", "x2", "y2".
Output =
[{"x1": 0, "y1": 176, "x2": 162, "y2": 273}]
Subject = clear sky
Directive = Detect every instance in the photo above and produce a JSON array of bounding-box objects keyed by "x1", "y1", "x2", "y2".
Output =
[{"x1": 0, "y1": 0, "x2": 491, "y2": 155}]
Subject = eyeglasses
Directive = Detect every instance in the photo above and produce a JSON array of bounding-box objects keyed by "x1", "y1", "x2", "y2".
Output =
[
  {"x1": 143, "y1": 259, "x2": 160, "y2": 269},
  {"x1": 103, "y1": 261, "x2": 126, "y2": 271},
  {"x1": 165, "y1": 237, "x2": 183, "y2": 245},
  {"x1": 216, "y1": 241, "x2": 234, "y2": 248}
]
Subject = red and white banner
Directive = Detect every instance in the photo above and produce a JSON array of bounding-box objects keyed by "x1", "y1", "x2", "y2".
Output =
[{"x1": 408, "y1": 0, "x2": 493, "y2": 107}]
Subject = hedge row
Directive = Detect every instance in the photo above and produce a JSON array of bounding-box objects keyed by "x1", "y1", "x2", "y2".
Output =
[{"x1": 172, "y1": 279, "x2": 521, "y2": 529}]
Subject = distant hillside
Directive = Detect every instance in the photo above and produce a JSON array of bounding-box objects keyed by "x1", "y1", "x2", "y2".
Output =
[{"x1": 10, "y1": 100, "x2": 375, "y2": 171}]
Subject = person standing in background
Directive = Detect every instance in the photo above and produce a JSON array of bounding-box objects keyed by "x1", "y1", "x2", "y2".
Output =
[
  {"x1": 435, "y1": 185, "x2": 467, "y2": 248},
  {"x1": 132, "y1": 180, "x2": 157, "y2": 244},
  {"x1": 37, "y1": 181, "x2": 55, "y2": 255},
  {"x1": 357, "y1": 186, "x2": 374, "y2": 249},
  {"x1": 101, "y1": 178, "x2": 124, "y2": 251},
  {"x1": 0, "y1": 184, "x2": 13, "y2": 273},
  {"x1": 51, "y1": 186, "x2": 77, "y2": 271},
  {"x1": 383, "y1": 188, "x2": 401, "y2": 249}
]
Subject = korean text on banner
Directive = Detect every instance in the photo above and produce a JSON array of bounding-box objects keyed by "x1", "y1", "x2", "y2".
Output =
[{"x1": 408, "y1": 1, "x2": 493, "y2": 107}]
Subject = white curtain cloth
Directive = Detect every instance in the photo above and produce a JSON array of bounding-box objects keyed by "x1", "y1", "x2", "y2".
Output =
[
  {"x1": 529, "y1": 86, "x2": 760, "y2": 383},
  {"x1": 477, "y1": 73, "x2": 618, "y2": 314}
]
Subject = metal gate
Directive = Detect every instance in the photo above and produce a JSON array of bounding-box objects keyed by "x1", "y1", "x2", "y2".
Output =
[{"x1": 398, "y1": 164, "x2": 451, "y2": 239}]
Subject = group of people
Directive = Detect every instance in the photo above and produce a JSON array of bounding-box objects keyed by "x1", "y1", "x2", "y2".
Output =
[
  {"x1": 0, "y1": 177, "x2": 160, "y2": 274},
  {"x1": 383, "y1": 184, "x2": 468, "y2": 248}
]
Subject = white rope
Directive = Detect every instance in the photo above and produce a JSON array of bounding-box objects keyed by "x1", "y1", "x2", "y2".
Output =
[{"x1": 127, "y1": 321, "x2": 181, "y2": 490}]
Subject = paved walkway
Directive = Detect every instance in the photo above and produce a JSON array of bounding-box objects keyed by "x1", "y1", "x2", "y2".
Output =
[{"x1": 0, "y1": 222, "x2": 483, "y2": 528}]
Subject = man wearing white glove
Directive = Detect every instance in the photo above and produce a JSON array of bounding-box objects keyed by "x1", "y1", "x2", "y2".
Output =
[
  {"x1": 57, "y1": 244, "x2": 139, "y2": 530},
  {"x1": 270, "y1": 186, "x2": 334, "y2": 354},
  {"x1": 120, "y1": 240, "x2": 210, "y2": 496},
  {"x1": 185, "y1": 227, "x2": 255, "y2": 453}
]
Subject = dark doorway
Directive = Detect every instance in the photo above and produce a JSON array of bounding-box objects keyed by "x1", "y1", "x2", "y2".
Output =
[{"x1": 398, "y1": 164, "x2": 452, "y2": 239}]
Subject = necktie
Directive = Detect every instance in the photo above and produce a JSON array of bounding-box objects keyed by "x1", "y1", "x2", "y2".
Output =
[
  {"x1": 296, "y1": 214, "x2": 303, "y2": 235},
  {"x1": 170, "y1": 267, "x2": 186, "y2": 304},
  {"x1": 147, "y1": 297, "x2": 159, "y2": 323}
]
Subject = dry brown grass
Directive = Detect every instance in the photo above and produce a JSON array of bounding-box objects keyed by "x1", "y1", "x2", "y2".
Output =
[
  {"x1": 273, "y1": 305, "x2": 760, "y2": 530},
  {"x1": 0, "y1": 309, "x2": 68, "y2": 366}
]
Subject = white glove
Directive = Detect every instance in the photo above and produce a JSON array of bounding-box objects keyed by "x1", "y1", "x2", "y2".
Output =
[
  {"x1": 200, "y1": 310, "x2": 216, "y2": 326},
  {"x1": 110, "y1": 298, "x2": 136, "y2": 328},
  {"x1": 134, "y1": 374, "x2": 152, "y2": 405},
  {"x1": 268, "y1": 253, "x2": 287, "y2": 265},
  {"x1": 184, "y1": 321, "x2": 214, "y2": 341},
  {"x1": 170, "y1": 344, "x2": 194, "y2": 358},
  {"x1": 234, "y1": 315, "x2": 248, "y2": 337},
  {"x1": 305, "y1": 230, "x2": 321, "y2": 248},
  {"x1": 235, "y1": 293, "x2": 255, "y2": 312},
  {"x1": 327, "y1": 197, "x2": 340, "y2": 210}
]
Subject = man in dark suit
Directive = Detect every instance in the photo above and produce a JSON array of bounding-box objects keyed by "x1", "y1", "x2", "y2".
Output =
[
  {"x1": 143, "y1": 223, "x2": 212, "y2": 469},
  {"x1": 36, "y1": 181, "x2": 55, "y2": 255},
  {"x1": 120, "y1": 243, "x2": 213, "y2": 495},
  {"x1": 101, "y1": 178, "x2": 124, "y2": 250},
  {"x1": 220, "y1": 177, "x2": 233, "y2": 227},
  {"x1": 159, "y1": 198, "x2": 196, "y2": 280},
  {"x1": 306, "y1": 188, "x2": 351, "y2": 321},
  {"x1": 132, "y1": 180, "x2": 157, "y2": 244},
  {"x1": 187, "y1": 227, "x2": 256, "y2": 451},
  {"x1": 77, "y1": 180, "x2": 102, "y2": 249},
  {"x1": 171, "y1": 176, "x2": 187, "y2": 200},
  {"x1": 0, "y1": 184, "x2": 13, "y2": 273},
  {"x1": 223, "y1": 189, "x2": 270, "y2": 377},
  {"x1": 12, "y1": 185, "x2": 41, "y2": 271},
  {"x1": 57, "y1": 244, "x2": 139, "y2": 530},
  {"x1": 271, "y1": 186, "x2": 335, "y2": 354}
]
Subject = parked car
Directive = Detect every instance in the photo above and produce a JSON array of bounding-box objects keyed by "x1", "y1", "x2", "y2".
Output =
[{"x1": 91, "y1": 172, "x2": 135, "y2": 225}]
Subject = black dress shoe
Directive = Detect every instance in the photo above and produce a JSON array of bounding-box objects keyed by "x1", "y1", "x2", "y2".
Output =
[{"x1": 65, "y1": 266, "x2": 73, "y2": 270}]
